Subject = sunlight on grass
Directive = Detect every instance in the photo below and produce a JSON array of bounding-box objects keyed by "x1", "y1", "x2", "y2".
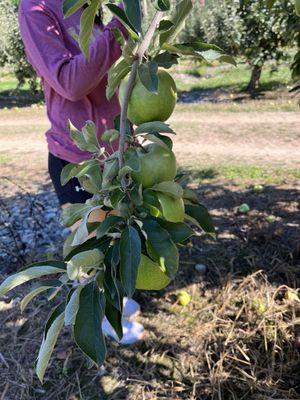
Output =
[
  {"x1": 174, "y1": 61, "x2": 292, "y2": 93},
  {"x1": 183, "y1": 164, "x2": 300, "y2": 185}
]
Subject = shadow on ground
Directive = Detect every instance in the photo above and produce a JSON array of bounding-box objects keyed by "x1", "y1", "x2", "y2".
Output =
[{"x1": 0, "y1": 89, "x2": 44, "y2": 109}]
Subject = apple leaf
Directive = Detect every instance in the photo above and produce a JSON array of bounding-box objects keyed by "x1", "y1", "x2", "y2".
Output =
[
  {"x1": 21, "y1": 280, "x2": 63, "y2": 313},
  {"x1": 158, "y1": 20, "x2": 174, "y2": 31},
  {"x1": 141, "y1": 133, "x2": 171, "y2": 150},
  {"x1": 152, "y1": 51, "x2": 179, "y2": 69},
  {"x1": 185, "y1": 204, "x2": 215, "y2": 236},
  {"x1": 124, "y1": 148, "x2": 141, "y2": 172},
  {"x1": 155, "y1": 0, "x2": 171, "y2": 11},
  {"x1": 107, "y1": 58, "x2": 131, "y2": 100},
  {"x1": 36, "y1": 307, "x2": 65, "y2": 383},
  {"x1": 151, "y1": 181, "x2": 184, "y2": 199},
  {"x1": 69, "y1": 121, "x2": 99, "y2": 153},
  {"x1": 96, "y1": 215, "x2": 124, "y2": 239},
  {"x1": 102, "y1": 157, "x2": 119, "y2": 188},
  {"x1": 158, "y1": 220, "x2": 194, "y2": 243},
  {"x1": 105, "y1": 299, "x2": 123, "y2": 340},
  {"x1": 159, "y1": 0, "x2": 193, "y2": 46},
  {"x1": 142, "y1": 219, "x2": 179, "y2": 277},
  {"x1": 74, "y1": 282, "x2": 106, "y2": 365},
  {"x1": 183, "y1": 188, "x2": 199, "y2": 204},
  {"x1": 66, "y1": 249, "x2": 104, "y2": 280},
  {"x1": 120, "y1": 226, "x2": 141, "y2": 297},
  {"x1": 79, "y1": 0, "x2": 102, "y2": 59},
  {"x1": 106, "y1": 3, "x2": 139, "y2": 41},
  {"x1": 63, "y1": 0, "x2": 87, "y2": 18},
  {"x1": 135, "y1": 121, "x2": 175, "y2": 134},
  {"x1": 138, "y1": 62, "x2": 159, "y2": 93},
  {"x1": 65, "y1": 286, "x2": 83, "y2": 326},
  {"x1": 123, "y1": 0, "x2": 142, "y2": 33},
  {"x1": 0, "y1": 265, "x2": 66, "y2": 297}
]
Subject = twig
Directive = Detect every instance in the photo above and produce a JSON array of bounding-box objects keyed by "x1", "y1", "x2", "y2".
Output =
[{"x1": 118, "y1": 11, "x2": 164, "y2": 188}]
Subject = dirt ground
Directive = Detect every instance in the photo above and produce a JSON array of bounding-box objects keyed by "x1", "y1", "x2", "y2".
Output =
[
  {"x1": 0, "y1": 106, "x2": 299, "y2": 194},
  {"x1": 0, "y1": 104, "x2": 300, "y2": 399}
]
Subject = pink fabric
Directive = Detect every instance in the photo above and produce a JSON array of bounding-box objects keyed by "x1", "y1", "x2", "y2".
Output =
[{"x1": 19, "y1": 0, "x2": 125, "y2": 163}]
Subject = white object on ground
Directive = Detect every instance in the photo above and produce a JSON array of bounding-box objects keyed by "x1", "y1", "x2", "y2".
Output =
[
  {"x1": 123, "y1": 297, "x2": 140, "y2": 320},
  {"x1": 102, "y1": 318, "x2": 144, "y2": 345}
]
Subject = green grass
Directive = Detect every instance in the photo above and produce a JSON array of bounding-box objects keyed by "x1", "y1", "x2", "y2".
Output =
[
  {"x1": 173, "y1": 61, "x2": 293, "y2": 93},
  {"x1": 0, "y1": 152, "x2": 13, "y2": 165},
  {"x1": 176, "y1": 101, "x2": 298, "y2": 112},
  {"x1": 182, "y1": 164, "x2": 300, "y2": 185}
]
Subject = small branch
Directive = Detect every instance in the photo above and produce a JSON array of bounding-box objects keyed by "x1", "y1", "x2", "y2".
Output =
[{"x1": 118, "y1": 10, "x2": 164, "y2": 186}]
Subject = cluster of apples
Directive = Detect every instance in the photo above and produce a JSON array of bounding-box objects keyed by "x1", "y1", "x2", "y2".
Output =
[{"x1": 118, "y1": 69, "x2": 185, "y2": 290}]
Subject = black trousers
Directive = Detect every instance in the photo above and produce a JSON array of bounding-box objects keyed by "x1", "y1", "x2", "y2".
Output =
[{"x1": 48, "y1": 153, "x2": 92, "y2": 206}]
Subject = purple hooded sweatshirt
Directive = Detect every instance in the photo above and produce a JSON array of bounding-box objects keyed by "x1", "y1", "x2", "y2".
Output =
[{"x1": 19, "y1": 0, "x2": 125, "y2": 163}]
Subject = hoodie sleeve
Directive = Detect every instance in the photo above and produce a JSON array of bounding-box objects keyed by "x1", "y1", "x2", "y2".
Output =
[{"x1": 19, "y1": 3, "x2": 126, "y2": 102}]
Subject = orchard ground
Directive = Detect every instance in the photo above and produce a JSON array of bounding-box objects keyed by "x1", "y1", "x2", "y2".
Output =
[{"x1": 0, "y1": 61, "x2": 300, "y2": 399}]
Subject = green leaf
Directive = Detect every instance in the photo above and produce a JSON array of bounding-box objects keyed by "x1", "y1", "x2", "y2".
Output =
[
  {"x1": 158, "y1": 220, "x2": 194, "y2": 243},
  {"x1": 135, "y1": 121, "x2": 175, "y2": 135},
  {"x1": 61, "y1": 203, "x2": 94, "y2": 228},
  {"x1": 79, "y1": 0, "x2": 102, "y2": 59},
  {"x1": 77, "y1": 163, "x2": 103, "y2": 194},
  {"x1": 158, "y1": 20, "x2": 174, "y2": 31},
  {"x1": 61, "y1": 163, "x2": 81, "y2": 186},
  {"x1": 138, "y1": 62, "x2": 159, "y2": 93},
  {"x1": 153, "y1": 51, "x2": 179, "y2": 69},
  {"x1": 69, "y1": 121, "x2": 99, "y2": 153},
  {"x1": 151, "y1": 181, "x2": 183, "y2": 199},
  {"x1": 183, "y1": 188, "x2": 199, "y2": 204},
  {"x1": 155, "y1": 0, "x2": 171, "y2": 11},
  {"x1": 124, "y1": 148, "x2": 141, "y2": 172},
  {"x1": 106, "y1": 58, "x2": 131, "y2": 100},
  {"x1": 159, "y1": 0, "x2": 192, "y2": 46},
  {"x1": 185, "y1": 204, "x2": 215, "y2": 235},
  {"x1": 141, "y1": 133, "x2": 171, "y2": 150},
  {"x1": 105, "y1": 300, "x2": 123, "y2": 340},
  {"x1": 152, "y1": 132, "x2": 173, "y2": 150},
  {"x1": 96, "y1": 216, "x2": 124, "y2": 239},
  {"x1": 67, "y1": 249, "x2": 104, "y2": 281},
  {"x1": 74, "y1": 282, "x2": 106, "y2": 365},
  {"x1": 21, "y1": 280, "x2": 62, "y2": 313},
  {"x1": 82, "y1": 121, "x2": 99, "y2": 148},
  {"x1": 0, "y1": 266, "x2": 66, "y2": 297},
  {"x1": 65, "y1": 286, "x2": 83, "y2": 326},
  {"x1": 63, "y1": 0, "x2": 86, "y2": 18},
  {"x1": 65, "y1": 236, "x2": 111, "y2": 261},
  {"x1": 162, "y1": 42, "x2": 236, "y2": 66},
  {"x1": 102, "y1": 158, "x2": 119, "y2": 188},
  {"x1": 123, "y1": 0, "x2": 142, "y2": 33},
  {"x1": 106, "y1": 3, "x2": 139, "y2": 41},
  {"x1": 101, "y1": 129, "x2": 120, "y2": 143},
  {"x1": 120, "y1": 226, "x2": 141, "y2": 297},
  {"x1": 142, "y1": 219, "x2": 179, "y2": 277},
  {"x1": 36, "y1": 308, "x2": 65, "y2": 383}
]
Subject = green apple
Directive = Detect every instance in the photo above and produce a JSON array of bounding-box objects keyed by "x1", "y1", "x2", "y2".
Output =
[
  {"x1": 136, "y1": 254, "x2": 171, "y2": 291},
  {"x1": 132, "y1": 143, "x2": 177, "y2": 188},
  {"x1": 178, "y1": 290, "x2": 191, "y2": 306},
  {"x1": 119, "y1": 70, "x2": 177, "y2": 125}
]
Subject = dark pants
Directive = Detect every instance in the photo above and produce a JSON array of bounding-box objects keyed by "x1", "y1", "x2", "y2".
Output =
[{"x1": 48, "y1": 153, "x2": 92, "y2": 206}]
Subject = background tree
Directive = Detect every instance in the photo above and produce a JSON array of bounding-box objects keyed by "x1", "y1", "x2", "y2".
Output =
[
  {"x1": 179, "y1": 0, "x2": 299, "y2": 91},
  {"x1": 0, "y1": 0, "x2": 37, "y2": 91}
]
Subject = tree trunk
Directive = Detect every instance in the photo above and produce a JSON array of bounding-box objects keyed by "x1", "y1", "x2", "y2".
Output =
[{"x1": 247, "y1": 65, "x2": 262, "y2": 92}]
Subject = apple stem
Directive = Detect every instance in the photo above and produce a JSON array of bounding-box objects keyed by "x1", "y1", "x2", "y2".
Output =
[{"x1": 118, "y1": 10, "x2": 164, "y2": 190}]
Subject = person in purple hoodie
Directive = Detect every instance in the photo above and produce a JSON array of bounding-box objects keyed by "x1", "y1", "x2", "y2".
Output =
[{"x1": 19, "y1": 0, "x2": 144, "y2": 344}]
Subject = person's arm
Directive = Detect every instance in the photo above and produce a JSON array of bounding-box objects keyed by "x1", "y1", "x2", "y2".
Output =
[{"x1": 19, "y1": 4, "x2": 126, "y2": 101}]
